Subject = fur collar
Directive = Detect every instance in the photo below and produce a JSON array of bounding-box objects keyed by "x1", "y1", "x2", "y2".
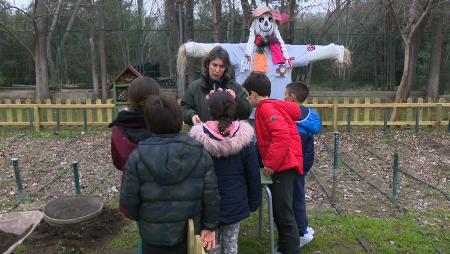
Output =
[{"x1": 190, "y1": 121, "x2": 255, "y2": 158}]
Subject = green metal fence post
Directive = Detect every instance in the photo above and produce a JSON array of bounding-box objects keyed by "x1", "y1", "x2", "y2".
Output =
[
  {"x1": 331, "y1": 132, "x2": 341, "y2": 204},
  {"x1": 72, "y1": 161, "x2": 81, "y2": 194},
  {"x1": 82, "y1": 109, "x2": 88, "y2": 133},
  {"x1": 55, "y1": 108, "x2": 61, "y2": 132},
  {"x1": 415, "y1": 107, "x2": 419, "y2": 133},
  {"x1": 12, "y1": 158, "x2": 25, "y2": 203},
  {"x1": 392, "y1": 152, "x2": 399, "y2": 205},
  {"x1": 28, "y1": 108, "x2": 34, "y2": 134}
]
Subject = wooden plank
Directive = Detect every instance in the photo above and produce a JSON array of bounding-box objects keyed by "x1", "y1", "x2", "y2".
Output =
[
  {"x1": 323, "y1": 98, "x2": 329, "y2": 123},
  {"x1": 406, "y1": 98, "x2": 413, "y2": 125},
  {"x1": 5, "y1": 99, "x2": 13, "y2": 123},
  {"x1": 96, "y1": 99, "x2": 103, "y2": 123},
  {"x1": 25, "y1": 99, "x2": 31, "y2": 122},
  {"x1": 188, "y1": 219, "x2": 195, "y2": 254},
  {"x1": 333, "y1": 98, "x2": 338, "y2": 131},
  {"x1": 106, "y1": 99, "x2": 113, "y2": 123},
  {"x1": 363, "y1": 97, "x2": 370, "y2": 124},
  {"x1": 86, "y1": 99, "x2": 93, "y2": 123},
  {"x1": 66, "y1": 99, "x2": 73, "y2": 123},
  {"x1": 436, "y1": 98, "x2": 444, "y2": 127},
  {"x1": 353, "y1": 98, "x2": 360, "y2": 124},
  {"x1": 33, "y1": 105, "x2": 40, "y2": 131},
  {"x1": 417, "y1": 98, "x2": 423, "y2": 125},
  {"x1": 45, "y1": 99, "x2": 53, "y2": 123},
  {"x1": 374, "y1": 98, "x2": 381, "y2": 121},
  {"x1": 75, "y1": 98, "x2": 82, "y2": 123},
  {"x1": 427, "y1": 97, "x2": 433, "y2": 127},
  {"x1": 15, "y1": 99, "x2": 23, "y2": 124},
  {"x1": 342, "y1": 97, "x2": 349, "y2": 122}
]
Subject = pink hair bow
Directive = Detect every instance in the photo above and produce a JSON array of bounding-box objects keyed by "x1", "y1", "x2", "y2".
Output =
[{"x1": 205, "y1": 88, "x2": 236, "y2": 101}]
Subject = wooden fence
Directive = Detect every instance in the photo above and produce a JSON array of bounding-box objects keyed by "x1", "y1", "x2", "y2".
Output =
[
  {"x1": 0, "y1": 97, "x2": 449, "y2": 131},
  {"x1": 0, "y1": 99, "x2": 114, "y2": 131}
]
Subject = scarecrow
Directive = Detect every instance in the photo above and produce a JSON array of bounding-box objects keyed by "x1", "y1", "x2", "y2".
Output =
[{"x1": 177, "y1": 6, "x2": 351, "y2": 99}]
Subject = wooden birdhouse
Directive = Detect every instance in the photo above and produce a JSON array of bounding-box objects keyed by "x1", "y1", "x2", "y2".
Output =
[{"x1": 110, "y1": 65, "x2": 143, "y2": 107}]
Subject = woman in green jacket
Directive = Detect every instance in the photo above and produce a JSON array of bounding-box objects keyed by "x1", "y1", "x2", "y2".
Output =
[{"x1": 181, "y1": 46, "x2": 252, "y2": 125}]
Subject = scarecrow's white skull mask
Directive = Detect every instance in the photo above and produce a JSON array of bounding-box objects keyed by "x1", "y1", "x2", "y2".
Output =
[{"x1": 253, "y1": 13, "x2": 275, "y2": 38}]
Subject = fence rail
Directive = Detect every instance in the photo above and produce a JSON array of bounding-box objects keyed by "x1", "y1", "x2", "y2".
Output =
[
  {"x1": 0, "y1": 97, "x2": 449, "y2": 131},
  {"x1": 0, "y1": 99, "x2": 114, "y2": 131}
]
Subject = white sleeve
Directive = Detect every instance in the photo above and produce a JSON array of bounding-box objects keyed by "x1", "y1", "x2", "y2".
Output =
[
  {"x1": 287, "y1": 43, "x2": 345, "y2": 67},
  {"x1": 184, "y1": 42, "x2": 246, "y2": 67},
  {"x1": 184, "y1": 42, "x2": 218, "y2": 58}
]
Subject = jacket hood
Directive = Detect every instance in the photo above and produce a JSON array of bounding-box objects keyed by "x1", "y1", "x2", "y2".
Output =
[
  {"x1": 137, "y1": 133, "x2": 205, "y2": 184},
  {"x1": 259, "y1": 99, "x2": 300, "y2": 121},
  {"x1": 189, "y1": 121, "x2": 254, "y2": 158},
  {"x1": 109, "y1": 110, "x2": 146, "y2": 128}
]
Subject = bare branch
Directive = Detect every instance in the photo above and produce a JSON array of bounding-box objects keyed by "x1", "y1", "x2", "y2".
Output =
[
  {"x1": 0, "y1": 21, "x2": 34, "y2": 59},
  {"x1": 408, "y1": 0, "x2": 434, "y2": 40},
  {"x1": 387, "y1": 0, "x2": 407, "y2": 44}
]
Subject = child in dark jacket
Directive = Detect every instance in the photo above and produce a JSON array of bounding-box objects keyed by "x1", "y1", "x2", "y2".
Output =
[
  {"x1": 190, "y1": 89, "x2": 261, "y2": 254},
  {"x1": 243, "y1": 72, "x2": 303, "y2": 254},
  {"x1": 285, "y1": 82, "x2": 321, "y2": 248},
  {"x1": 120, "y1": 96, "x2": 220, "y2": 254},
  {"x1": 109, "y1": 76, "x2": 160, "y2": 174}
]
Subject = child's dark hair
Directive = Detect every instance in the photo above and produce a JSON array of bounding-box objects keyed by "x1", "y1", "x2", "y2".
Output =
[
  {"x1": 208, "y1": 91, "x2": 236, "y2": 136},
  {"x1": 286, "y1": 81, "x2": 309, "y2": 103},
  {"x1": 144, "y1": 96, "x2": 182, "y2": 134},
  {"x1": 127, "y1": 76, "x2": 161, "y2": 111},
  {"x1": 242, "y1": 72, "x2": 271, "y2": 97}
]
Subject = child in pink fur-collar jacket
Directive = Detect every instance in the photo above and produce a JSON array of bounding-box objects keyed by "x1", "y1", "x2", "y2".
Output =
[{"x1": 189, "y1": 90, "x2": 261, "y2": 254}]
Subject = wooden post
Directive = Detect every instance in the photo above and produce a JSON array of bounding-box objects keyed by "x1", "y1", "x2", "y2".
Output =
[
  {"x1": 406, "y1": 98, "x2": 413, "y2": 125},
  {"x1": 15, "y1": 99, "x2": 23, "y2": 125}
]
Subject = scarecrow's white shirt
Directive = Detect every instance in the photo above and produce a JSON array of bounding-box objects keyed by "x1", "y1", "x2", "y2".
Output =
[{"x1": 184, "y1": 42, "x2": 345, "y2": 100}]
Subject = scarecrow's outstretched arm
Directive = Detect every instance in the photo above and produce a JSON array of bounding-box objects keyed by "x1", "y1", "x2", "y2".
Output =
[
  {"x1": 182, "y1": 42, "x2": 218, "y2": 58},
  {"x1": 287, "y1": 43, "x2": 351, "y2": 67}
]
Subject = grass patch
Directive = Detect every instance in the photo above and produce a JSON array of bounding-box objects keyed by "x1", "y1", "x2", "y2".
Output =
[
  {"x1": 107, "y1": 222, "x2": 139, "y2": 251},
  {"x1": 239, "y1": 210, "x2": 449, "y2": 253}
]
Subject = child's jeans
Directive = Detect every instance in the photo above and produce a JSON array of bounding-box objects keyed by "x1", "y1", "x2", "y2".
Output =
[
  {"x1": 270, "y1": 169, "x2": 300, "y2": 254},
  {"x1": 293, "y1": 172, "x2": 308, "y2": 236},
  {"x1": 208, "y1": 222, "x2": 240, "y2": 254}
]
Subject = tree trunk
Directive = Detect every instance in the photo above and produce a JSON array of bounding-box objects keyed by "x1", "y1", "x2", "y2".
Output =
[
  {"x1": 47, "y1": 0, "x2": 62, "y2": 88},
  {"x1": 34, "y1": 0, "x2": 50, "y2": 100},
  {"x1": 185, "y1": 0, "x2": 194, "y2": 41},
  {"x1": 61, "y1": 0, "x2": 81, "y2": 84},
  {"x1": 226, "y1": 0, "x2": 235, "y2": 43},
  {"x1": 240, "y1": 0, "x2": 252, "y2": 42},
  {"x1": 251, "y1": 0, "x2": 257, "y2": 9},
  {"x1": 426, "y1": 14, "x2": 443, "y2": 99},
  {"x1": 98, "y1": 0, "x2": 108, "y2": 100},
  {"x1": 212, "y1": 0, "x2": 222, "y2": 42},
  {"x1": 90, "y1": 25, "x2": 100, "y2": 100},
  {"x1": 165, "y1": 0, "x2": 178, "y2": 77},
  {"x1": 285, "y1": 0, "x2": 296, "y2": 44}
]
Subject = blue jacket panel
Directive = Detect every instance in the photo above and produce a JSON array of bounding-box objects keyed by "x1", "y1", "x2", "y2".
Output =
[{"x1": 296, "y1": 106, "x2": 321, "y2": 173}]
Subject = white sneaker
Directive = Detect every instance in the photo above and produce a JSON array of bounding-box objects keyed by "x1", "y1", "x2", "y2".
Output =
[
  {"x1": 299, "y1": 232, "x2": 314, "y2": 248},
  {"x1": 306, "y1": 226, "x2": 315, "y2": 235}
]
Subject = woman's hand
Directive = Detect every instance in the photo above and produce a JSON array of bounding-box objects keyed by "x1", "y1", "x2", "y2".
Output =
[
  {"x1": 200, "y1": 229, "x2": 216, "y2": 250},
  {"x1": 192, "y1": 115, "x2": 201, "y2": 125}
]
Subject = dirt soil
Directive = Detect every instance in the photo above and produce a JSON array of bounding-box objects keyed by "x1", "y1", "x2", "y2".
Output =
[{"x1": 0, "y1": 129, "x2": 449, "y2": 253}]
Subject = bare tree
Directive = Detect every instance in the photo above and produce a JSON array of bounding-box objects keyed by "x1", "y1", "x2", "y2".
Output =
[
  {"x1": 388, "y1": 0, "x2": 435, "y2": 102},
  {"x1": 98, "y1": 0, "x2": 108, "y2": 100},
  {"x1": 34, "y1": 0, "x2": 50, "y2": 100},
  {"x1": 285, "y1": 0, "x2": 296, "y2": 44},
  {"x1": 426, "y1": 3, "x2": 450, "y2": 99},
  {"x1": 89, "y1": 1, "x2": 99, "y2": 99},
  {"x1": 212, "y1": 0, "x2": 222, "y2": 42},
  {"x1": 226, "y1": 0, "x2": 235, "y2": 43},
  {"x1": 165, "y1": 0, "x2": 179, "y2": 76},
  {"x1": 185, "y1": 0, "x2": 194, "y2": 41},
  {"x1": 240, "y1": 0, "x2": 252, "y2": 42},
  {"x1": 47, "y1": 0, "x2": 62, "y2": 88}
]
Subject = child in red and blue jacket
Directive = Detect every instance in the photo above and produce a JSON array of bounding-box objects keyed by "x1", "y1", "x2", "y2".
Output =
[{"x1": 285, "y1": 81, "x2": 321, "y2": 248}]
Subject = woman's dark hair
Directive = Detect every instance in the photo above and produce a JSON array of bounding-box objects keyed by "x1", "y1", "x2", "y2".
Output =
[
  {"x1": 127, "y1": 76, "x2": 160, "y2": 111},
  {"x1": 208, "y1": 91, "x2": 236, "y2": 136},
  {"x1": 144, "y1": 96, "x2": 182, "y2": 134},
  {"x1": 242, "y1": 72, "x2": 271, "y2": 97},
  {"x1": 201, "y1": 46, "x2": 233, "y2": 82}
]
